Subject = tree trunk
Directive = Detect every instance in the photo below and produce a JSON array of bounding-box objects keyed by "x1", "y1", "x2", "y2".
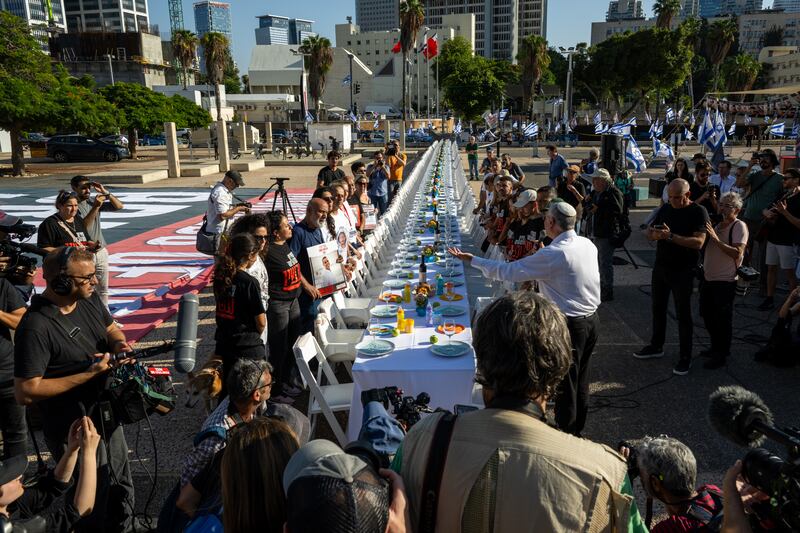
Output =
[
  {"x1": 129, "y1": 128, "x2": 139, "y2": 159},
  {"x1": 214, "y1": 82, "x2": 223, "y2": 122},
  {"x1": 182, "y1": 67, "x2": 188, "y2": 90},
  {"x1": 10, "y1": 126, "x2": 25, "y2": 176},
  {"x1": 621, "y1": 94, "x2": 643, "y2": 119}
]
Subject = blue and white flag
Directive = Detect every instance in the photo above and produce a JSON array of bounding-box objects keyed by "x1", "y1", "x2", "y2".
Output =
[
  {"x1": 765, "y1": 115, "x2": 771, "y2": 124},
  {"x1": 454, "y1": 119, "x2": 462, "y2": 135},
  {"x1": 305, "y1": 111, "x2": 314, "y2": 123},
  {"x1": 499, "y1": 109, "x2": 509, "y2": 121},
  {"x1": 342, "y1": 74, "x2": 352, "y2": 86},
  {"x1": 685, "y1": 127, "x2": 695, "y2": 140},
  {"x1": 594, "y1": 111, "x2": 602, "y2": 125},
  {"x1": 770, "y1": 122, "x2": 786, "y2": 136},
  {"x1": 653, "y1": 138, "x2": 675, "y2": 162},
  {"x1": 665, "y1": 107, "x2": 675, "y2": 123},
  {"x1": 713, "y1": 111, "x2": 727, "y2": 149},
  {"x1": 374, "y1": 118, "x2": 380, "y2": 130},
  {"x1": 645, "y1": 111, "x2": 652, "y2": 125},
  {"x1": 626, "y1": 116, "x2": 637, "y2": 127},
  {"x1": 512, "y1": 121, "x2": 518, "y2": 129},
  {"x1": 608, "y1": 123, "x2": 631, "y2": 137},
  {"x1": 348, "y1": 111, "x2": 358, "y2": 123},
  {"x1": 523, "y1": 122, "x2": 539, "y2": 138},
  {"x1": 625, "y1": 137, "x2": 647, "y2": 173},
  {"x1": 744, "y1": 114, "x2": 752, "y2": 125},
  {"x1": 727, "y1": 122, "x2": 736, "y2": 136},
  {"x1": 595, "y1": 122, "x2": 608, "y2": 134},
  {"x1": 555, "y1": 122, "x2": 562, "y2": 133},
  {"x1": 698, "y1": 109, "x2": 716, "y2": 149},
  {"x1": 654, "y1": 121, "x2": 663, "y2": 138},
  {"x1": 570, "y1": 116, "x2": 578, "y2": 129},
  {"x1": 689, "y1": 113, "x2": 696, "y2": 129},
  {"x1": 792, "y1": 123, "x2": 799, "y2": 139}
]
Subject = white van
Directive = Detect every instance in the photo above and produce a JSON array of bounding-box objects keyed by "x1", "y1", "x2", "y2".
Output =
[{"x1": 365, "y1": 104, "x2": 402, "y2": 119}]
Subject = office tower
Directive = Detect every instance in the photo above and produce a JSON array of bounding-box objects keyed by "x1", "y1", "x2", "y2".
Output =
[
  {"x1": 194, "y1": 1, "x2": 232, "y2": 73},
  {"x1": 255, "y1": 14, "x2": 315, "y2": 45},
  {"x1": 699, "y1": 0, "x2": 722, "y2": 17},
  {"x1": 1, "y1": 0, "x2": 67, "y2": 50},
  {"x1": 606, "y1": 0, "x2": 644, "y2": 21},
  {"x1": 63, "y1": 0, "x2": 151, "y2": 33},
  {"x1": 355, "y1": 0, "x2": 399, "y2": 32},
  {"x1": 681, "y1": 0, "x2": 699, "y2": 17},
  {"x1": 773, "y1": 0, "x2": 800, "y2": 11}
]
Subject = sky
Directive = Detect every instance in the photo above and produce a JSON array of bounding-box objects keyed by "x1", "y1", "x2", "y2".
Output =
[{"x1": 147, "y1": 1, "x2": 665, "y2": 70}]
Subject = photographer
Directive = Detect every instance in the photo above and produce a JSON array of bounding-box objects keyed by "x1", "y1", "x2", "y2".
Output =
[
  {"x1": 71, "y1": 176, "x2": 124, "y2": 308},
  {"x1": 0, "y1": 416, "x2": 101, "y2": 533},
  {"x1": 37, "y1": 191, "x2": 98, "y2": 253},
  {"x1": 690, "y1": 161, "x2": 720, "y2": 224},
  {"x1": 386, "y1": 140, "x2": 407, "y2": 204},
  {"x1": 205, "y1": 170, "x2": 250, "y2": 254},
  {"x1": 394, "y1": 292, "x2": 644, "y2": 532},
  {"x1": 367, "y1": 151, "x2": 390, "y2": 216},
  {"x1": 624, "y1": 436, "x2": 724, "y2": 532},
  {"x1": 14, "y1": 247, "x2": 135, "y2": 533}
]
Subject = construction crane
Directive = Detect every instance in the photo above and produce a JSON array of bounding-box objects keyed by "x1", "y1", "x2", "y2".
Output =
[{"x1": 168, "y1": 0, "x2": 185, "y2": 35}]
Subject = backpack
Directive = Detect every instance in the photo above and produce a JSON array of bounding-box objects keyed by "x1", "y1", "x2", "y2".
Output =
[{"x1": 609, "y1": 210, "x2": 632, "y2": 248}]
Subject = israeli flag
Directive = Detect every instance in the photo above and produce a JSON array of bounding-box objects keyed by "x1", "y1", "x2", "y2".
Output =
[
  {"x1": 609, "y1": 123, "x2": 631, "y2": 137},
  {"x1": 685, "y1": 128, "x2": 695, "y2": 140},
  {"x1": 625, "y1": 137, "x2": 647, "y2": 173},
  {"x1": 793, "y1": 123, "x2": 799, "y2": 139},
  {"x1": 665, "y1": 107, "x2": 675, "y2": 123},
  {"x1": 770, "y1": 122, "x2": 786, "y2": 136},
  {"x1": 349, "y1": 111, "x2": 358, "y2": 123},
  {"x1": 374, "y1": 118, "x2": 380, "y2": 129},
  {"x1": 648, "y1": 122, "x2": 656, "y2": 138},
  {"x1": 454, "y1": 120, "x2": 462, "y2": 135},
  {"x1": 698, "y1": 110, "x2": 716, "y2": 149},
  {"x1": 645, "y1": 111, "x2": 652, "y2": 125},
  {"x1": 653, "y1": 138, "x2": 675, "y2": 162},
  {"x1": 305, "y1": 111, "x2": 314, "y2": 123},
  {"x1": 689, "y1": 113, "x2": 696, "y2": 129},
  {"x1": 626, "y1": 116, "x2": 637, "y2": 127},
  {"x1": 555, "y1": 122, "x2": 562, "y2": 133},
  {"x1": 713, "y1": 111, "x2": 727, "y2": 149},
  {"x1": 570, "y1": 116, "x2": 578, "y2": 129},
  {"x1": 523, "y1": 122, "x2": 539, "y2": 138},
  {"x1": 727, "y1": 122, "x2": 736, "y2": 137},
  {"x1": 595, "y1": 122, "x2": 608, "y2": 134},
  {"x1": 499, "y1": 109, "x2": 509, "y2": 121},
  {"x1": 594, "y1": 111, "x2": 602, "y2": 125},
  {"x1": 342, "y1": 74, "x2": 352, "y2": 86},
  {"x1": 654, "y1": 121, "x2": 663, "y2": 137},
  {"x1": 744, "y1": 114, "x2": 752, "y2": 125},
  {"x1": 512, "y1": 121, "x2": 518, "y2": 129}
]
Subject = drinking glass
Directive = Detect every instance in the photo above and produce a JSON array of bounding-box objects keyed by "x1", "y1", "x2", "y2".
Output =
[
  {"x1": 443, "y1": 319, "x2": 457, "y2": 347},
  {"x1": 369, "y1": 317, "x2": 381, "y2": 343}
]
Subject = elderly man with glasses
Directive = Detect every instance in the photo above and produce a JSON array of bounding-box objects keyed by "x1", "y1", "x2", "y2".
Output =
[{"x1": 449, "y1": 201, "x2": 601, "y2": 436}]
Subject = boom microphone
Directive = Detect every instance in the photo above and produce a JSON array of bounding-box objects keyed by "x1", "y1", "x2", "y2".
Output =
[
  {"x1": 174, "y1": 293, "x2": 199, "y2": 373},
  {"x1": 708, "y1": 385, "x2": 773, "y2": 448}
]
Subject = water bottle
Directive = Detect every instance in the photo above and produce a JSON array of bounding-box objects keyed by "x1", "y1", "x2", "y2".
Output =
[
  {"x1": 425, "y1": 303, "x2": 433, "y2": 327},
  {"x1": 436, "y1": 274, "x2": 444, "y2": 296}
]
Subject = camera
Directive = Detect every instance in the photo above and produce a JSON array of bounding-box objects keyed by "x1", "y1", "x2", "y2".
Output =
[
  {"x1": 361, "y1": 386, "x2": 432, "y2": 429},
  {"x1": 617, "y1": 440, "x2": 640, "y2": 480},
  {"x1": 0, "y1": 212, "x2": 43, "y2": 283}
]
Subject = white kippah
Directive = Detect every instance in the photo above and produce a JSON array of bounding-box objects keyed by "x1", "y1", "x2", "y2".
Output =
[{"x1": 552, "y1": 201, "x2": 577, "y2": 218}]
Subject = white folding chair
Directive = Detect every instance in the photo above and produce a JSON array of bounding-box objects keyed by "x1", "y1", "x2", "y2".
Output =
[
  {"x1": 292, "y1": 333, "x2": 354, "y2": 446},
  {"x1": 331, "y1": 290, "x2": 372, "y2": 328},
  {"x1": 314, "y1": 314, "x2": 362, "y2": 378}
]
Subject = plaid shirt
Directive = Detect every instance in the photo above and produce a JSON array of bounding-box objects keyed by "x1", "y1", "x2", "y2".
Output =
[{"x1": 179, "y1": 398, "x2": 238, "y2": 487}]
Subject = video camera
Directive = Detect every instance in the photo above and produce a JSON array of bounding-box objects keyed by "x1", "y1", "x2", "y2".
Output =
[
  {"x1": 709, "y1": 386, "x2": 800, "y2": 530},
  {"x1": 361, "y1": 386, "x2": 432, "y2": 429},
  {"x1": 0, "y1": 211, "x2": 45, "y2": 282}
]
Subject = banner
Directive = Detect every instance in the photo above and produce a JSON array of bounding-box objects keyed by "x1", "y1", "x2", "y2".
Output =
[{"x1": 308, "y1": 242, "x2": 347, "y2": 296}]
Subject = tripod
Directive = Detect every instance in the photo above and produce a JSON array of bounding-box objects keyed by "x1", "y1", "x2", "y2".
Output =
[{"x1": 259, "y1": 177, "x2": 297, "y2": 223}]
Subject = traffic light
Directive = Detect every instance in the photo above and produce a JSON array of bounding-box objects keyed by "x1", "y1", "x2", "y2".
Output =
[{"x1": 354, "y1": 82, "x2": 361, "y2": 95}]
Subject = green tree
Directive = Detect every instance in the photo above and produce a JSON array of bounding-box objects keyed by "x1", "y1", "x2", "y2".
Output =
[
  {"x1": 399, "y1": 0, "x2": 424, "y2": 120},
  {"x1": 435, "y1": 36, "x2": 473, "y2": 83},
  {"x1": 241, "y1": 74, "x2": 250, "y2": 94},
  {"x1": 654, "y1": 0, "x2": 682, "y2": 28},
  {"x1": 169, "y1": 94, "x2": 213, "y2": 130},
  {"x1": 51, "y1": 69, "x2": 121, "y2": 136},
  {"x1": 299, "y1": 35, "x2": 334, "y2": 122},
  {"x1": 200, "y1": 31, "x2": 230, "y2": 120},
  {"x1": 721, "y1": 53, "x2": 761, "y2": 93},
  {"x1": 516, "y1": 35, "x2": 550, "y2": 117},
  {"x1": 442, "y1": 56, "x2": 504, "y2": 122},
  {"x1": 705, "y1": 17, "x2": 739, "y2": 92},
  {"x1": 222, "y1": 55, "x2": 241, "y2": 95},
  {"x1": 99, "y1": 83, "x2": 175, "y2": 158},
  {"x1": 761, "y1": 26, "x2": 784, "y2": 47},
  {"x1": 172, "y1": 29, "x2": 198, "y2": 89}
]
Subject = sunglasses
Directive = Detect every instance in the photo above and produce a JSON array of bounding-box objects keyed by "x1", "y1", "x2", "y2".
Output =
[{"x1": 254, "y1": 235, "x2": 268, "y2": 241}]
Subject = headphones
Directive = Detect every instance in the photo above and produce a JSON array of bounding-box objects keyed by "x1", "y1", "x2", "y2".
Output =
[{"x1": 51, "y1": 247, "x2": 75, "y2": 296}]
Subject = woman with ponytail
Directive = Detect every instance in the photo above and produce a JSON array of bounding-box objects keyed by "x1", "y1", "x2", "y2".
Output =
[{"x1": 214, "y1": 233, "x2": 267, "y2": 398}]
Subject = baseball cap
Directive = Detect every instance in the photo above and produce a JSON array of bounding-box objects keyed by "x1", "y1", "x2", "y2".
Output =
[
  {"x1": 566, "y1": 164, "x2": 581, "y2": 173},
  {"x1": 225, "y1": 169, "x2": 245, "y2": 186},
  {"x1": 513, "y1": 188, "x2": 537, "y2": 208},
  {"x1": 587, "y1": 168, "x2": 612, "y2": 182},
  {"x1": 0, "y1": 455, "x2": 28, "y2": 486},
  {"x1": 283, "y1": 440, "x2": 389, "y2": 533}
]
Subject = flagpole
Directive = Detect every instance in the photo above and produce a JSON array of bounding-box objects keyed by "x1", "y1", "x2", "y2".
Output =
[
  {"x1": 416, "y1": 45, "x2": 420, "y2": 119},
  {"x1": 426, "y1": 54, "x2": 430, "y2": 118},
  {"x1": 436, "y1": 57, "x2": 440, "y2": 123}
]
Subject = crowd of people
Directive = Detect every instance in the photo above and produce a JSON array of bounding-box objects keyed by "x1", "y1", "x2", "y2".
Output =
[{"x1": 0, "y1": 134, "x2": 795, "y2": 532}]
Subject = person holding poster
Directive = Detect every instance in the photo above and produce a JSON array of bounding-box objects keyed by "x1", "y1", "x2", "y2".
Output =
[
  {"x1": 308, "y1": 244, "x2": 347, "y2": 297},
  {"x1": 289, "y1": 199, "x2": 327, "y2": 334}
]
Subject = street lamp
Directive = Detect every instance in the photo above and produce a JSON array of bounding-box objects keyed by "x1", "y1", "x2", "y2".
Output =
[
  {"x1": 290, "y1": 48, "x2": 312, "y2": 126},
  {"x1": 105, "y1": 54, "x2": 115, "y2": 85},
  {"x1": 558, "y1": 47, "x2": 576, "y2": 127},
  {"x1": 345, "y1": 50, "x2": 354, "y2": 115}
]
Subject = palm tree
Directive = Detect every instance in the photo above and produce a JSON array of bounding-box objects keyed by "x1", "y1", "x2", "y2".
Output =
[
  {"x1": 299, "y1": 35, "x2": 334, "y2": 122},
  {"x1": 516, "y1": 35, "x2": 550, "y2": 119},
  {"x1": 706, "y1": 17, "x2": 739, "y2": 92},
  {"x1": 654, "y1": 0, "x2": 682, "y2": 29},
  {"x1": 399, "y1": 0, "x2": 424, "y2": 121},
  {"x1": 200, "y1": 31, "x2": 230, "y2": 120},
  {"x1": 172, "y1": 29, "x2": 198, "y2": 90},
  {"x1": 722, "y1": 53, "x2": 761, "y2": 92}
]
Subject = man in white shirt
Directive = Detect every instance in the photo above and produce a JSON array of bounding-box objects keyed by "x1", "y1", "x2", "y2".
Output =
[
  {"x1": 709, "y1": 160, "x2": 740, "y2": 195},
  {"x1": 206, "y1": 170, "x2": 250, "y2": 235},
  {"x1": 449, "y1": 202, "x2": 600, "y2": 436}
]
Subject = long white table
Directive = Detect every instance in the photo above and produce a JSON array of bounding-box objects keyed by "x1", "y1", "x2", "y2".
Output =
[{"x1": 346, "y1": 142, "x2": 476, "y2": 440}]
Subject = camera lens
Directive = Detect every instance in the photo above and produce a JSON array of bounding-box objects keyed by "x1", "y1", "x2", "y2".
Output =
[{"x1": 742, "y1": 448, "x2": 785, "y2": 496}]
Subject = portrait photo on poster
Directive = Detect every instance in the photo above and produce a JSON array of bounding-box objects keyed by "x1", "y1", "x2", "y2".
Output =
[
  {"x1": 336, "y1": 227, "x2": 349, "y2": 258},
  {"x1": 307, "y1": 242, "x2": 347, "y2": 296}
]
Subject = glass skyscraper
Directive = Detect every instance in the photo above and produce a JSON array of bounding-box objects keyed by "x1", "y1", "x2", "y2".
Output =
[
  {"x1": 1, "y1": 0, "x2": 67, "y2": 50},
  {"x1": 193, "y1": 1, "x2": 232, "y2": 73}
]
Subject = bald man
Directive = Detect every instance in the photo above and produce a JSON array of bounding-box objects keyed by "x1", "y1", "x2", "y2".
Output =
[
  {"x1": 288, "y1": 199, "x2": 329, "y2": 336},
  {"x1": 635, "y1": 179, "x2": 709, "y2": 375}
]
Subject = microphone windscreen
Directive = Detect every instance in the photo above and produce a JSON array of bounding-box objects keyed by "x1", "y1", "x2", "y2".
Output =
[
  {"x1": 708, "y1": 385, "x2": 772, "y2": 448},
  {"x1": 174, "y1": 293, "x2": 199, "y2": 373}
]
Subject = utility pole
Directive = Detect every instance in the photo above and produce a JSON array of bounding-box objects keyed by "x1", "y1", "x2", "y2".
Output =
[
  {"x1": 558, "y1": 47, "x2": 576, "y2": 127},
  {"x1": 106, "y1": 54, "x2": 115, "y2": 85},
  {"x1": 347, "y1": 51, "x2": 354, "y2": 114}
]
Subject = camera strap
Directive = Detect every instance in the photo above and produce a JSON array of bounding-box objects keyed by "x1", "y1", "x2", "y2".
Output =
[{"x1": 419, "y1": 412, "x2": 457, "y2": 533}]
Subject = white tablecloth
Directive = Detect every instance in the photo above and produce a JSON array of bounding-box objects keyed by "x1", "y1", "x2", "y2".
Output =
[{"x1": 346, "y1": 149, "x2": 476, "y2": 440}]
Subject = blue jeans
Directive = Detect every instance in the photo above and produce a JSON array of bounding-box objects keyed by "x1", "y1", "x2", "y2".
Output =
[
  {"x1": 371, "y1": 195, "x2": 388, "y2": 217},
  {"x1": 468, "y1": 158, "x2": 478, "y2": 179},
  {"x1": 594, "y1": 237, "x2": 615, "y2": 294}
]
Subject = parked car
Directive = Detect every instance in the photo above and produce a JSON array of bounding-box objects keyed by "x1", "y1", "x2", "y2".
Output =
[
  {"x1": 46, "y1": 135, "x2": 131, "y2": 162},
  {"x1": 140, "y1": 134, "x2": 166, "y2": 146},
  {"x1": 99, "y1": 134, "x2": 129, "y2": 146}
]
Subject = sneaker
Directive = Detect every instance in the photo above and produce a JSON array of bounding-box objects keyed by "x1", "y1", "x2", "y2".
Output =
[
  {"x1": 633, "y1": 345, "x2": 664, "y2": 359},
  {"x1": 757, "y1": 297, "x2": 774, "y2": 311},
  {"x1": 703, "y1": 357, "x2": 726, "y2": 370},
  {"x1": 673, "y1": 358, "x2": 692, "y2": 375}
]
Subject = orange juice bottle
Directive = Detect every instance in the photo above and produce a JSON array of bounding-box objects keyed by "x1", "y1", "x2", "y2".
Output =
[{"x1": 397, "y1": 307, "x2": 405, "y2": 330}]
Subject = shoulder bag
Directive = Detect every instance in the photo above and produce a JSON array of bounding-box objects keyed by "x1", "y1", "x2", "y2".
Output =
[{"x1": 196, "y1": 215, "x2": 219, "y2": 256}]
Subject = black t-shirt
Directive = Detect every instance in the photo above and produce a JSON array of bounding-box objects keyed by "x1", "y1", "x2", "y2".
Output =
[
  {"x1": 37, "y1": 214, "x2": 91, "y2": 249},
  {"x1": 767, "y1": 193, "x2": 800, "y2": 246},
  {"x1": 528, "y1": 216, "x2": 553, "y2": 246},
  {"x1": 317, "y1": 166, "x2": 345, "y2": 187},
  {"x1": 653, "y1": 203, "x2": 709, "y2": 270},
  {"x1": 214, "y1": 271, "x2": 266, "y2": 355},
  {"x1": 265, "y1": 243, "x2": 302, "y2": 301},
  {"x1": 556, "y1": 180, "x2": 586, "y2": 208},
  {"x1": 505, "y1": 218, "x2": 540, "y2": 260},
  {"x1": 14, "y1": 293, "x2": 113, "y2": 440},
  {"x1": 0, "y1": 279, "x2": 25, "y2": 390},
  {"x1": 10, "y1": 470, "x2": 81, "y2": 533},
  {"x1": 689, "y1": 181, "x2": 720, "y2": 222},
  {"x1": 506, "y1": 162, "x2": 524, "y2": 181}
]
